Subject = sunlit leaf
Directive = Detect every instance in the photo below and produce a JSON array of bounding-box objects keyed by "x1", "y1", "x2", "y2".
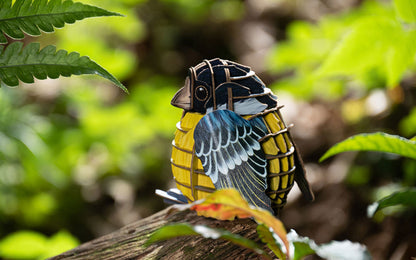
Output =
[
  {"x1": 320, "y1": 132, "x2": 416, "y2": 162},
  {"x1": 0, "y1": 42, "x2": 127, "y2": 92},
  {"x1": 0, "y1": 231, "x2": 47, "y2": 259},
  {"x1": 400, "y1": 108, "x2": 416, "y2": 137},
  {"x1": 0, "y1": 0, "x2": 122, "y2": 43},
  {"x1": 145, "y1": 223, "x2": 271, "y2": 259},
  {"x1": 394, "y1": 0, "x2": 416, "y2": 23},
  {"x1": 287, "y1": 230, "x2": 371, "y2": 260},
  {"x1": 0, "y1": 230, "x2": 79, "y2": 259},
  {"x1": 317, "y1": 17, "x2": 402, "y2": 79},
  {"x1": 287, "y1": 230, "x2": 317, "y2": 260},
  {"x1": 367, "y1": 188, "x2": 416, "y2": 217},
  {"x1": 173, "y1": 189, "x2": 290, "y2": 258},
  {"x1": 268, "y1": 0, "x2": 398, "y2": 99},
  {"x1": 386, "y1": 30, "x2": 416, "y2": 87},
  {"x1": 257, "y1": 224, "x2": 285, "y2": 260},
  {"x1": 42, "y1": 231, "x2": 79, "y2": 258},
  {"x1": 22, "y1": 192, "x2": 57, "y2": 225}
]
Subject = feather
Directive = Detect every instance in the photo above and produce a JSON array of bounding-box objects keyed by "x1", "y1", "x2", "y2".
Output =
[
  {"x1": 234, "y1": 98, "x2": 268, "y2": 115},
  {"x1": 194, "y1": 110, "x2": 272, "y2": 212}
]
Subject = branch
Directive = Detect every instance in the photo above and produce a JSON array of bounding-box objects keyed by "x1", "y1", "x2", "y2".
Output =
[{"x1": 49, "y1": 206, "x2": 270, "y2": 260}]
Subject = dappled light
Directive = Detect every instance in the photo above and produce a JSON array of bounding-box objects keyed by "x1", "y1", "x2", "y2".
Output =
[{"x1": 1, "y1": 0, "x2": 416, "y2": 259}]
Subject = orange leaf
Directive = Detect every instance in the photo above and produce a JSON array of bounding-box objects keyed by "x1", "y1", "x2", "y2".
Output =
[{"x1": 174, "y1": 189, "x2": 289, "y2": 258}]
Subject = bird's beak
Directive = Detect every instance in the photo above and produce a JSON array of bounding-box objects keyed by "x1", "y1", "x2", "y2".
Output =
[{"x1": 171, "y1": 77, "x2": 192, "y2": 110}]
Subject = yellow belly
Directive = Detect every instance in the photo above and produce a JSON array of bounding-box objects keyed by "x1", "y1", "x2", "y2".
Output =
[{"x1": 170, "y1": 108, "x2": 296, "y2": 210}]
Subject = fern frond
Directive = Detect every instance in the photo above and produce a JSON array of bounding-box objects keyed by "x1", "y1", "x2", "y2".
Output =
[
  {"x1": 0, "y1": 42, "x2": 127, "y2": 92},
  {"x1": 0, "y1": 0, "x2": 122, "y2": 43}
]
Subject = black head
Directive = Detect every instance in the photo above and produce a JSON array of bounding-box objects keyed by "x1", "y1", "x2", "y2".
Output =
[{"x1": 171, "y1": 58, "x2": 277, "y2": 115}]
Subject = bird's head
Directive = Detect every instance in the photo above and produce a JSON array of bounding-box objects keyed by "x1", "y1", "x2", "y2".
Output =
[{"x1": 171, "y1": 58, "x2": 277, "y2": 115}]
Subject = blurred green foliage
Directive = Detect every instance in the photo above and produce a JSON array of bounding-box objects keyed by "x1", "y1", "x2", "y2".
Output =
[
  {"x1": 267, "y1": 0, "x2": 416, "y2": 224},
  {"x1": 268, "y1": 0, "x2": 416, "y2": 98},
  {"x1": 0, "y1": 230, "x2": 78, "y2": 259},
  {"x1": 400, "y1": 107, "x2": 416, "y2": 136},
  {"x1": 0, "y1": 0, "x2": 183, "y2": 252}
]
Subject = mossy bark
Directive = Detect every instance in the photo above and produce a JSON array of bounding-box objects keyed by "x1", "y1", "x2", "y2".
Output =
[{"x1": 49, "y1": 206, "x2": 272, "y2": 260}]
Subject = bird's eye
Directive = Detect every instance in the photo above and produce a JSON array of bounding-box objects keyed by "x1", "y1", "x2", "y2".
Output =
[{"x1": 195, "y1": 85, "x2": 208, "y2": 101}]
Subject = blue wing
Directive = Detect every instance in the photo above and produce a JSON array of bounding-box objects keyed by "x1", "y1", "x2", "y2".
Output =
[{"x1": 194, "y1": 110, "x2": 272, "y2": 212}]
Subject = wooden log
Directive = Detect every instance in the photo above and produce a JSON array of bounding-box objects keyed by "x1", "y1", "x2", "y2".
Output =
[{"x1": 49, "y1": 206, "x2": 272, "y2": 260}]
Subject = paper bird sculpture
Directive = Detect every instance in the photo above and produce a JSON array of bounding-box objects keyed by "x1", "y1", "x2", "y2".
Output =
[{"x1": 157, "y1": 58, "x2": 314, "y2": 215}]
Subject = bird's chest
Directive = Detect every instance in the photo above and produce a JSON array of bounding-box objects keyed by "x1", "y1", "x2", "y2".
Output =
[{"x1": 171, "y1": 109, "x2": 296, "y2": 207}]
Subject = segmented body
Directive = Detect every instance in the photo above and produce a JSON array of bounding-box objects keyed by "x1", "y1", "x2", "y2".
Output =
[{"x1": 171, "y1": 106, "x2": 296, "y2": 212}]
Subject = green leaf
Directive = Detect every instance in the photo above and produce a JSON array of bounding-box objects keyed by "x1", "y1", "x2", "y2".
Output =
[
  {"x1": 367, "y1": 188, "x2": 416, "y2": 217},
  {"x1": 42, "y1": 230, "x2": 79, "y2": 258},
  {"x1": 0, "y1": 230, "x2": 47, "y2": 259},
  {"x1": 0, "y1": 0, "x2": 122, "y2": 43},
  {"x1": 320, "y1": 132, "x2": 416, "y2": 162},
  {"x1": 287, "y1": 230, "x2": 371, "y2": 260},
  {"x1": 287, "y1": 230, "x2": 317, "y2": 260},
  {"x1": 0, "y1": 42, "x2": 127, "y2": 92},
  {"x1": 386, "y1": 30, "x2": 416, "y2": 87},
  {"x1": 145, "y1": 223, "x2": 271, "y2": 259},
  {"x1": 0, "y1": 230, "x2": 79, "y2": 259},
  {"x1": 257, "y1": 224, "x2": 285, "y2": 260},
  {"x1": 400, "y1": 108, "x2": 416, "y2": 137},
  {"x1": 394, "y1": 0, "x2": 416, "y2": 23},
  {"x1": 317, "y1": 18, "x2": 402, "y2": 78}
]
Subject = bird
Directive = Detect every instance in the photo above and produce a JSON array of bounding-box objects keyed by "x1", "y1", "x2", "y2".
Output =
[{"x1": 161, "y1": 58, "x2": 314, "y2": 215}]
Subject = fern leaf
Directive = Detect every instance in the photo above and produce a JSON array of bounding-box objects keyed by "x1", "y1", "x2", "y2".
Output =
[
  {"x1": 0, "y1": 0, "x2": 122, "y2": 43},
  {"x1": 319, "y1": 132, "x2": 416, "y2": 162},
  {"x1": 0, "y1": 42, "x2": 127, "y2": 92}
]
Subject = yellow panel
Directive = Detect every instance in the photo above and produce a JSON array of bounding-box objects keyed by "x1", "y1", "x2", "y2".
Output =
[
  {"x1": 174, "y1": 170, "x2": 192, "y2": 201},
  {"x1": 269, "y1": 176, "x2": 280, "y2": 199},
  {"x1": 281, "y1": 157, "x2": 289, "y2": 172},
  {"x1": 172, "y1": 167, "x2": 190, "y2": 184},
  {"x1": 289, "y1": 155, "x2": 295, "y2": 185},
  {"x1": 274, "y1": 112, "x2": 286, "y2": 129},
  {"x1": 174, "y1": 130, "x2": 186, "y2": 141},
  {"x1": 280, "y1": 157, "x2": 289, "y2": 189},
  {"x1": 171, "y1": 149, "x2": 193, "y2": 167},
  {"x1": 181, "y1": 112, "x2": 204, "y2": 130},
  {"x1": 171, "y1": 147, "x2": 178, "y2": 160},
  {"x1": 195, "y1": 174, "x2": 215, "y2": 189},
  {"x1": 171, "y1": 112, "x2": 217, "y2": 202},
  {"x1": 196, "y1": 189, "x2": 213, "y2": 199},
  {"x1": 280, "y1": 175, "x2": 288, "y2": 189},
  {"x1": 283, "y1": 133, "x2": 293, "y2": 149},
  {"x1": 289, "y1": 154, "x2": 294, "y2": 168},
  {"x1": 264, "y1": 113, "x2": 281, "y2": 133},
  {"x1": 268, "y1": 158, "x2": 280, "y2": 173},
  {"x1": 180, "y1": 133, "x2": 195, "y2": 151},
  {"x1": 178, "y1": 185, "x2": 193, "y2": 202},
  {"x1": 275, "y1": 135, "x2": 287, "y2": 153},
  {"x1": 195, "y1": 159, "x2": 203, "y2": 169},
  {"x1": 261, "y1": 138, "x2": 279, "y2": 155}
]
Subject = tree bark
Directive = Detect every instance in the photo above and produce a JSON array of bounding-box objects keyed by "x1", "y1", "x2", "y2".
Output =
[{"x1": 49, "y1": 206, "x2": 272, "y2": 260}]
